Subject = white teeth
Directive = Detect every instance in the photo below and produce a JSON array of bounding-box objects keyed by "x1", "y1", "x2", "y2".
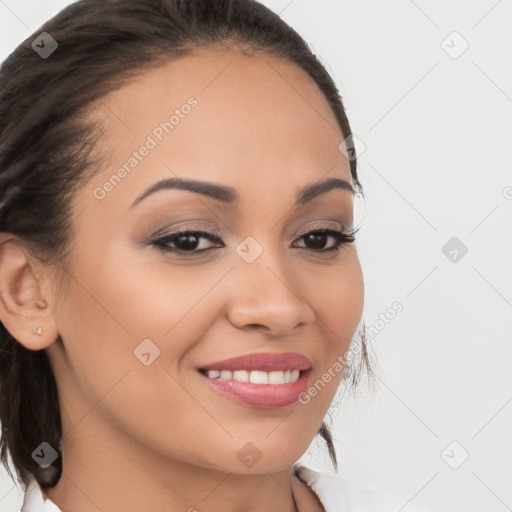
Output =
[
  {"x1": 205, "y1": 369, "x2": 301, "y2": 384},
  {"x1": 232, "y1": 370, "x2": 249, "y2": 382},
  {"x1": 268, "y1": 371, "x2": 284, "y2": 384},
  {"x1": 250, "y1": 371, "x2": 268, "y2": 384}
]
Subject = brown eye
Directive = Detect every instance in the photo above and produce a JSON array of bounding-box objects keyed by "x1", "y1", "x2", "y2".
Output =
[
  {"x1": 151, "y1": 230, "x2": 224, "y2": 254},
  {"x1": 293, "y1": 228, "x2": 357, "y2": 252}
]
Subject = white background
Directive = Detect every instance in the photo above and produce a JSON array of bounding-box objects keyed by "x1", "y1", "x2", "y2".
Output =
[{"x1": 0, "y1": 1, "x2": 511, "y2": 511}]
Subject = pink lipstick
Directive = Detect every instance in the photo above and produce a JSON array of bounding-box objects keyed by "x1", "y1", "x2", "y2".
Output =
[{"x1": 197, "y1": 352, "x2": 312, "y2": 409}]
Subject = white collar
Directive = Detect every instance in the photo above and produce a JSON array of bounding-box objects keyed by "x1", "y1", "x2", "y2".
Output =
[{"x1": 295, "y1": 465, "x2": 430, "y2": 511}]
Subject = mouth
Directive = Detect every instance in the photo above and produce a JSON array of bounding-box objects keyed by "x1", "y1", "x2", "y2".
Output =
[
  {"x1": 196, "y1": 366, "x2": 312, "y2": 409},
  {"x1": 195, "y1": 352, "x2": 312, "y2": 408}
]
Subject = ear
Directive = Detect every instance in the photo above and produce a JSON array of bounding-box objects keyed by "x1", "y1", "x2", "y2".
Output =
[{"x1": 0, "y1": 233, "x2": 59, "y2": 350}]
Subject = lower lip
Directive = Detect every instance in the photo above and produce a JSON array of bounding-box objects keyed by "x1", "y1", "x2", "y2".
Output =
[{"x1": 198, "y1": 370, "x2": 311, "y2": 409}]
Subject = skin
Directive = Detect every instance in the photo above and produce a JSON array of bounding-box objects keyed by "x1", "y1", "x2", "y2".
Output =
[{"x1": 0, "y1": 49, "x2": 364, "y2": 512}]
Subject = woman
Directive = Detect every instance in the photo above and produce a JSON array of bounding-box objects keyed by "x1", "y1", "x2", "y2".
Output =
[{"x1": 0, "y1": 1, "x2": 431, "y2": 510}]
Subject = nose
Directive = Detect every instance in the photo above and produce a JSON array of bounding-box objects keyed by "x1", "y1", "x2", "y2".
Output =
[{"x1": 225, "y1": 252, "x2": 316, "y2": 337}]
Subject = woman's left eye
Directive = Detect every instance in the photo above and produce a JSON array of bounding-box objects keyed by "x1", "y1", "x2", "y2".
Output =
[
  {"x1": 150, "y1": 227, "x2": 358, "y2": 255},
  {"x1": 292, "y1": 227, "x2": 357, "y2": 252}
]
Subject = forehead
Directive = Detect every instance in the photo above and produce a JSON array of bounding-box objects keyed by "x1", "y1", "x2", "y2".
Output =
[{"x1": 84, "y1": 48, "x2": 351, "y2": 208}]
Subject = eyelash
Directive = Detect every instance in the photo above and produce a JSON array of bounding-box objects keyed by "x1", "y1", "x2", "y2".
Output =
[{"x1": 149, "y1": 225, "x2": 359, "y2": 256}]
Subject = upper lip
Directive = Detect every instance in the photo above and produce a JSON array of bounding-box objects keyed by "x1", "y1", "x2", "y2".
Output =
[{"x1": 198, "y1": 352, "x2": 312, "y2": 372}]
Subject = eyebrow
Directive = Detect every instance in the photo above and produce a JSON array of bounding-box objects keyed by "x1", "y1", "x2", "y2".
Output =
[{"x1": 130, "y1": 176, "x2": 355, "y2": 209}]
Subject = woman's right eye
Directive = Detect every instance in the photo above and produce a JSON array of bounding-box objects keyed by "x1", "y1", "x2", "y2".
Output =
[{"x1": 150, "y1": 229, "x2": 224, "y2": 255}]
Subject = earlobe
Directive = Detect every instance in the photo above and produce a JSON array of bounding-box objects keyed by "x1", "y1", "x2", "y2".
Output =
[{"x1": 0, "y1": 234, "x2": 59, "y2": 350}]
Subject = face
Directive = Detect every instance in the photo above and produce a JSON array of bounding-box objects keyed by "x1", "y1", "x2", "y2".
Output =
[{"x1": 46, "y1": 48, "x2": 364, "y2": 474}]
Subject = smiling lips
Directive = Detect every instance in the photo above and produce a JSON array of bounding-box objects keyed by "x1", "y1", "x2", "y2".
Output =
[
  {"x1": 198, "y1": 351, "x2": 311, "y2": 381},
  {"x1": 197, "y1": 352, "x2": 312, "y2": 408}
]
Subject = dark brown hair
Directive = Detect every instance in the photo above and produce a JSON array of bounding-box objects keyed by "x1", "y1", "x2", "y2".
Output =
[{"x1": 0, "y1": 0, "x2": 371, "y2": 490}]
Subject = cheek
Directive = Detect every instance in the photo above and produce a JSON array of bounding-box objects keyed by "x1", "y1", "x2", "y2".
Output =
[
  {"x1": 299, "y1": 251, "x2": 364, "y2": 407},
  {"x1": 52, "y1": 250, "x2": 231, "y2": 455},
  {"x1": 53, "y1": 241, "x2": 220, "y2": 394},
  {"x1": 308, "y1": 249, "x2": 364, "y2": 347}
]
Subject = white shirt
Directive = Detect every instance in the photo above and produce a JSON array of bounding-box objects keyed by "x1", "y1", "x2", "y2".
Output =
[{"x1": 20, "y1": 464, "x2": 431, "y2": 511}]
